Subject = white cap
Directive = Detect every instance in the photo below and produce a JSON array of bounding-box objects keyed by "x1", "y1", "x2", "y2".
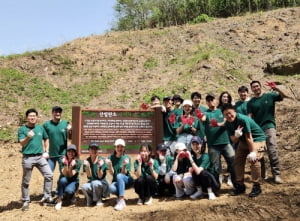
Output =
[
  {"x1": 114, "y1": 138, "x2": 126, "y2": 147},
  {"x1": 182, "y1": 99, "x2": 193, "y2": 107},
  {"x1": 175, "y1": 142, "x2": 187, "y2": 151}
]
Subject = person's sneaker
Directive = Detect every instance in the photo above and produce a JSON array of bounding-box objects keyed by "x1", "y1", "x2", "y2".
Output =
[
  {"x1": 144, "y1": 197, "x2": 153, "y2": 205},
  {"x1": 114, "y1": 199, "x2": 126, "y2": 211},
  {"x1": 40, "y1": 196, "x2": 53, "y2": 203},
  {"x1": 55, "y1": 201, "x2": 62, "y2": 210},
  {"x1": 190, "y1": 191, "x2": 202, "y2": 199},
  {"x1": 96, "y1": 199, "x2": 103, "y2": 206},
  {"x1": 230, "y1": 184, "x2": 246, "y2": 196},
  {"x1": 137, "y1": 198, "x2": 143, "y2": 205},
  {"x1": 249, "y1": 184, "x2": 262, "y2": 197},
  {"x1": 70, "y1": 195, "x2": 76, "y2": 204},
  {"x1": 274, "y1": 175, "x2": 283, "y2": 184},
  {"x1": 22, "y1": 201, "x2": 29, "y2": 211},
  {"x1": 227, "y1": 175, "x2": 233, "y2": 187},
  {"x1": 219, "y1": 174, "x2": 224, "y2": 185},
  {"x1": 208, "y1": 192, "x2": 217, "y2": 200}
]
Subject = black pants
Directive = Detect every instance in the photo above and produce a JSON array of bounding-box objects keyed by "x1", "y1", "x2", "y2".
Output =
[
  {"x1": 157, "y1": 175, "x2": 175, "y2": 196},
  {"x1": 134, "y1": 175, "x2": 158, "y2": 200},
  {"x1": 192, "y1": 170, "x2": 220, "y2": 193}
]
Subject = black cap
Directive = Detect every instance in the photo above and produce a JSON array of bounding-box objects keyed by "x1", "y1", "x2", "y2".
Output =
[
  {"x1": 163, "y1": 96, "x2": 171, "y2": 101},
  {"x1": 157, "y1": 143, "x2": 168, "y2": 151},
  {"x1": 66, "y1": 144, "x2": 77, "y2": 156},
  {"x1": 205, "y1": 94, "x2": 215, "y2": 101},
  {"x1": 172, "y1": 94, "x2": 184, "y2": 103},
  {"x1": 52, "y1": 106, "x2": 63, "y2": 112},
  {"x1": 89, "y1": 142, "x2": 99, "y2": 149}
]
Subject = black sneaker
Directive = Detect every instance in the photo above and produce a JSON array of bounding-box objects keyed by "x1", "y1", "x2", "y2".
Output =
[
  {"x1": 249, "y1": 184, "x2": 262, "y2": 197},
  {"x1": 230, "y1": 184, "x2": 246, "y2": 196}
]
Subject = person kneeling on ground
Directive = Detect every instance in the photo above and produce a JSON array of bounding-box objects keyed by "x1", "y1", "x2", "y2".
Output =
[{"x1": 81, "y1": 143, "x2": 110, "y2": 207}]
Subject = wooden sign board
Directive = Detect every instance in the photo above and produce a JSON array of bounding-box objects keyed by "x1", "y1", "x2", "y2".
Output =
[{"x1": 72, "y1": 106, "x2": 163, "y2": 156}]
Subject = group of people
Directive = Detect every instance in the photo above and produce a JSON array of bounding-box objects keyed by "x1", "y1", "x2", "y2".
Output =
[{"x1": 17, "y1": 80, "x2": 287, "y2": 211}]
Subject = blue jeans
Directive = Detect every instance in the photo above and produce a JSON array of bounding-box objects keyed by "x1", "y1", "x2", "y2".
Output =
[
  {"x1": 57, "y1": 176, "x2": 79, "y2": 198},
  {"x1": 177, "y1": 133, "x2": 193, "y2": 151},
  {"x1": 208, "y1": 144, "x2": 236, "y2": 182},
  {"x1": 48, "y1": 157, "x2": 61, "y2": 172},
  {"x1": 81, "y1": 180, "x2": 105, "y2": 201},
  {"x1": 109, "y1": 174, "x2": 133, "y2": 197}
]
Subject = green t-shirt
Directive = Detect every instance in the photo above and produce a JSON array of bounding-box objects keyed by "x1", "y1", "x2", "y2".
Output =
[
  {"x1": 58, "y1": 157, "x2": 82, "y2": 182},
  {"x1": 83, "y1": 156, "x2": 107, "y2": 181},
  {"x1": 43, "y1": 120, "x2": 69, "y2": 158},
  {"x1": 108, "y1": 154, "x2": 132, "y2": 182},
  {"x1": 18, "y1": 124, "x2": 48, "y2": 155},
  {"x1": 193, "y1": 153, "x2": 217, "y2": 178},
  {"x1": 247, "y1": 92, "x2": 283, "y2": 130},
  {"x1": 163, "y1": 109, "x2": 177, "y2": 141},
  {"x1": 234, "y1": 100, "x2": 248, "y2": 115},
  {"x1": 204, "y1": 109, "x2": 230, "y2": 146},
  {"x1": 224, "y1": 113, "x2": 266, "y2": 142},
  {"x1": 156, "y1": 155, "x2": 174, "y2": 172},
  {"x1": 134, "y1": 158, "x2": 160, "y2": 177},
  {"x1": 191, "y1": 106, "x2": 207, "y2": 139}
]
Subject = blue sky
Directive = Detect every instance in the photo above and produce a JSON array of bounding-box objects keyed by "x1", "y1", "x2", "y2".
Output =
[{"x1": 0, "y1": 0, "x2": 116, "y2": 55}]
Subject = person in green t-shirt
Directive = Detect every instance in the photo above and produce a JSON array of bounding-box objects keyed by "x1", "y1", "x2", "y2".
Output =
[
  {"x1": 43, "y1": 106, "x2": 71, "y2": 172},
  {"x1": 18, "y1": 108, "x2": 53, "y2": 211},
  {"x1": 234, "y1": 86, "x2": 250, "y2": 115},
  {"x1": 134, "y1": 144, "x2": 159, "y2": 205},
  {"x1": 107, "y1": 139, "x2": 133, "y2": 211},
  {"x1": 81, "y1": 143, "x2": 110, "y2": 207},
  {"x1": 188, "y1": 136, "x2": 220, "y2": 200},
  {"x1": 222, "y1": 103, "x2": 266, "y2": 198},
  {"x1": 155, "y1": 143, "x2": 175, "y2": 196},
  {"x1": 247, "y1": 80, "x2": 288, "y2": 184},
  {"x1": 55, "y1": 144, "x2": 82, "y2": 210},
  {"x1": 200, "y1": 94, "x2": 236, "y2": 188}
]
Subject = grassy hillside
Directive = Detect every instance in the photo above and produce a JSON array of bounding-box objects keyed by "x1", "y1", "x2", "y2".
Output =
[{"x1": 0, "y1": 7, "x2": 299, "y2": 141}]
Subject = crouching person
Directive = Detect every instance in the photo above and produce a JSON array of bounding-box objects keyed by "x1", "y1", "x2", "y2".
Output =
[
  {"x1": 222, "y1": 103, "x2": 266, "y2": 197},
  {"x1": 55, "y1": 144, "x2": 82, "y2": 210},
  {"x1": 188, "y1": 136, "x2": 220, "y2": 200},
  {"x1": 171, "y1": 142, "x2": 195, "y2": 198},
  {"x1": 156, "y1": 143, "x2": 175, "y2": 196},
  {"x1": 134, "y1": 144, "x2": 159, "y2": 205},
  {"x1": 81, "y1": 143, "x2": 110, "y2": 207}
]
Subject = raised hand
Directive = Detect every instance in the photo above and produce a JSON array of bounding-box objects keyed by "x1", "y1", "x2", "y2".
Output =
[
  {"x1": 27, "y1": 130, "x2": 35, "y2": 138},
  {"x1": 234, "y1": 125, "x2": 244, "y2": 138},
  {"x1": 265, "y1": 81, "x2": 277, "y2": 89},
  {"x1": 209, "y1": 118, "x2": 218, "y2": 127}
]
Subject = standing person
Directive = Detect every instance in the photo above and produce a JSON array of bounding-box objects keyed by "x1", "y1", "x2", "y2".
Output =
[
  {"x1": 43, "y1": 106, "x2": 72, "y2": 172},
  {"x1": 190, "y1": 92, "x2": 207, "y2": 144},
  {"x1": 134, "y1": 144, "x2": 159, "y2": 205},
  {"x1": 150, "y1": 95, "x2": 161, "y2": 109},
  {"x1": 55, "y1": 144, "x2": 82, "y2": 210},
  {"x1": 18, "y1": 108, "x2": 53, "y2": 211},
  {"x1": 107, "y1": 139, "x2": 133, "y2": 211},
  {"x1": 155, "y1": 143, "x2": 175, "y2": 196},
  {"x1": 247, "y1": 80, "x2": 288, "y2": 184},
  {"x1": 222, "y1": 103, "x2": 266, "y2": 197},
  {"x1": 201, "y1": 94, "x2": 236, "y2": 188},
  {"x1": 172, "y1": 94, "x2": 184, "y2": 115},
  {"x1": 81, "y1": 143, "x2": 110, "y2": 207},
  {"x1": 234, "y1": 86, "x2": 250, "y2": 115},
  {"x1": 162, "y1": 96, "x2": 177, "y2": 155},
  {"x1": 171, "y1": 143, "x2": 194, "y2": 198},
  {"x1": 175, "y1": 100, "x2": 201, "y2": 151},
  {"x1": 217, "y1": 91, "x2": 234, "y2": 109},
  {"x1": 188, "y1": 136, "x2": 219, "y2": 200}
]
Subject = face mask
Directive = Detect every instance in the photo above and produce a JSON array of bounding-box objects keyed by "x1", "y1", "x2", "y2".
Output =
[{"x1": 159, "y1": 154, "x2": 165, "y2": 162}]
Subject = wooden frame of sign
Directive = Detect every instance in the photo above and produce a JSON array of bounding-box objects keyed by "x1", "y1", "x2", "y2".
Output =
[{"x1": 72, "y1": 106, "x2": 163, "y2": 156}]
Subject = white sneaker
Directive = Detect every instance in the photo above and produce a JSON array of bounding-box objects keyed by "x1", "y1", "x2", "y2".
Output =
[
  {"x1": 96, "y1": 199, "x2": 103, "y2": 206},
  {"x1": 274, "y1": 175, "x2": 283, "y2": 184},
  {"x1": 190, "y1": 191, "x2": 202, "y2": 199},
  {"x1": 144, "y1": 197, "x2": 152, "y2": 205},
  {"x1": 227, "y1": 175, "x2": 233, "y2": 187},
  {"x1": 137, "y1": 198, "x2": 143, "y2": 205},
  {"x1": 22, "y1": 201, "x2": 29, "y2": 211},
  {"x1": 114, "y1": 199, "x2": 126, "y2": 211},
  {"x1": 208, "y1": 192, "x2": 216, "y2": 200},
  {"x1": 55, "y1": 201, "x2": 62, "y2": 210}
]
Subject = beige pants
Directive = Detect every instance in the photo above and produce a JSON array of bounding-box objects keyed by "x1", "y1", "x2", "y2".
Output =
[{"x1": 234, "y1": 141, "x2": 266, "y2": 184}]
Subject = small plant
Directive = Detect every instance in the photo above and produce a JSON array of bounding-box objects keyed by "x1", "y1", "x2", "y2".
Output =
[
  {"x1": 144, "y1": 57, "x2": 158, "y2": 69},
  {"x1": 192, "y1": 14, "x2": 213, "y2": 24}
]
